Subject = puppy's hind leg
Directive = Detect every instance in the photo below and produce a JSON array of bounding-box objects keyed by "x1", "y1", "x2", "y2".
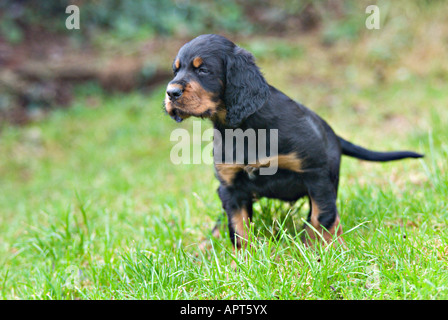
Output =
[{"x1": 302, "y1": 175, "x2": 345, "y2": 247}]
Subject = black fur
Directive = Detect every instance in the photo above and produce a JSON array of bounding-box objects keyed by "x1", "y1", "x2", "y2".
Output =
[
  {"x1": 339, "y1": 137, "x2": 423, "y2": 161},
  {"x1": 224, "y1": 46, "x2": 271, "y2": 127},
  {"x1": 164, "y1": 34, "x2": 424, "y2": 248}
]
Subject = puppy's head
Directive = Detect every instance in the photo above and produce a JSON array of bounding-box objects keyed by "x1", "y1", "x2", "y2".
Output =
[{"x1": 164, "y1": 34, "x2": 270, "y2": 126}]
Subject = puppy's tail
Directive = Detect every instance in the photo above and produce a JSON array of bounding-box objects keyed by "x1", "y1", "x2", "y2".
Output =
[{"x1": 339, "y1": 137, "x2": 424, "y2": 162}]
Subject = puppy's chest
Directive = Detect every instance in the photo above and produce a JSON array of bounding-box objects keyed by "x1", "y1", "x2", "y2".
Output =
[
  {"x1": 214, "y1": 152, "x2": 302, "y2": 182},
  {"x1": 214, "y1": 153, "x2": 308, "y2": 201}
]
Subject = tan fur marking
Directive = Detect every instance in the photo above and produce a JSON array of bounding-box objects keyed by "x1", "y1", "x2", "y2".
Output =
[
  {"x1": 215, "y1": 153, "x2": 303, "y2": 185},
  {"x1": 164, "y1": 93, "x2": 173, "y2": 114},
  {"x1": 192, "y1": 56, "x2": 203, "y2": 68},
  {"x1": 277, "y1": 153, "x2": 303, "y2": 172},
  {"x1": 175, "y1": 58, "x2": 180, "y2": 69},
  {"x1": 179, "y1": 81, "x2": 221, "y2": 116},
  {"x1": 247, "y1": 153, "x2": 303, "y2": 173},
  {"x1": 309, "y1": 198, "x2": 321, "y2": 229},
  {"x1": 215, "y1": 163, "x2": 245, "y2": 185},
  {"x1": 168, "y1": 83, "x2": 183, "y2": 90},
  {"x1": 211, "y1": 107, "x2": 227, "y2": 124},
  {"x1": 231, "y1": 208, "x2": 250, "y2": 249},
  {"x1": 304, "y1": 199, "x2": 345, "y2": 247}
]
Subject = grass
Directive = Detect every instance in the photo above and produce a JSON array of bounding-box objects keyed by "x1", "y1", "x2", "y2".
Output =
[{"x1": 1, "y1": 2, "x2": 448, "y2": 300}]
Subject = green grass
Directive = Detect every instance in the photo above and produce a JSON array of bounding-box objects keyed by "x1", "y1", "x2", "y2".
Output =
[
  {"x1": 0, "y1": 80, "x2": 446, "y2": 299},
  {"x1": 1, "y1": 5, "x2": 448, "y2": 298}
]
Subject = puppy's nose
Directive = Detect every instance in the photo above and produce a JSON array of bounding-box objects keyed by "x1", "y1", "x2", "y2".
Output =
[{"x1": 167, "y1": 87, "x2": 183, "y2": 101}]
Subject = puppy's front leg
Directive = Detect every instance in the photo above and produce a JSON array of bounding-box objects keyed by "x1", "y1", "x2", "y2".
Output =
[{"x1": 218, "y1": 185, "x2": 253, "y2": 249}]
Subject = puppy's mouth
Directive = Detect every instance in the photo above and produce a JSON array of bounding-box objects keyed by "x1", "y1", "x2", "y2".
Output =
[
  {"x1": 165, "y1": 102, "x2": 223, "y2": 123},
  {"x1": 164, "y1": 99, "x2": 191, "y2": 123},
  {"x1": 168, "y1": 107, "x2": 190, "y2": 123}
]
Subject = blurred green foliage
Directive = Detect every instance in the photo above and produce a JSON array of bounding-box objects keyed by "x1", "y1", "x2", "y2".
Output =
[
  {"x1": 0, "y1": 0, "x2": 379, "y2": 46},
  {"x1": 0, "y1": 0, "x2": 253, "y2": 42},
  {"x1": 1, "y1": 0, "x2": 445, "y2": 45},
  {"x1": 244, "y1": 40, "x2": 305, "y2": 60},
  {"x1": 321, "y1": 16, "x2": 364, "y2": 44}
]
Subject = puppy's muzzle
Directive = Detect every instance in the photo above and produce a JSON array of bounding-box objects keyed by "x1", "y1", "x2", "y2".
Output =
[
  {"x1": 166, "y1": 86, "x2": 183, "y2": 101},
  {"x1": 165, "y1": 83, "x2": 185, "y2": 122}
]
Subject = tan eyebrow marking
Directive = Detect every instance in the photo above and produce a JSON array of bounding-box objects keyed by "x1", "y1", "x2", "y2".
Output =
[
  {"x1": 193, "y1": 56, "x2": 203, "y2": 68},
  {"x1": 175, "y1": 58, "x2": 180, "y2": 69}
]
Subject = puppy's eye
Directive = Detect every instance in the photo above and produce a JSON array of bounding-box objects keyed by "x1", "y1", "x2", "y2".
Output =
[{"x1": 197, "y1": 67, "x2": 209, "y2": 75}]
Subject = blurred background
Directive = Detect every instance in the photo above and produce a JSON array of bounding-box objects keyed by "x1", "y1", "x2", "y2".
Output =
[
  {"x1": 1, "y1": 0, "x2": 446, "y2": 125},
  {"x1": 0, "y1": 0, "x2": 447, "y2": 299}
]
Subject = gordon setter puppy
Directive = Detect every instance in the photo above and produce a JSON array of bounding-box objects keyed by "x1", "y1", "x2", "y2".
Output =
[{"x1": 164, "y1": 34, "x2": 423, "y2": 249}]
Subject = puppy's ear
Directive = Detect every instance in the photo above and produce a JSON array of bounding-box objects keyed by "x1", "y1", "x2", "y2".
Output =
[{"x1": 224, "y1": 46, "x2": 270, "y2": 127}]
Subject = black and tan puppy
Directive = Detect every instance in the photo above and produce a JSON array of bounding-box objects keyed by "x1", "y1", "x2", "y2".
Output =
[{"x1": 164, "y1": 34, "x2": 423, "y2": 249}]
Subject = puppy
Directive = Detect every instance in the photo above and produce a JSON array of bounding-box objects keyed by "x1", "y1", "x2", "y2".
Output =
[{"x1": 163, "y1": 34, "x2": 423, "y2": 249}]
